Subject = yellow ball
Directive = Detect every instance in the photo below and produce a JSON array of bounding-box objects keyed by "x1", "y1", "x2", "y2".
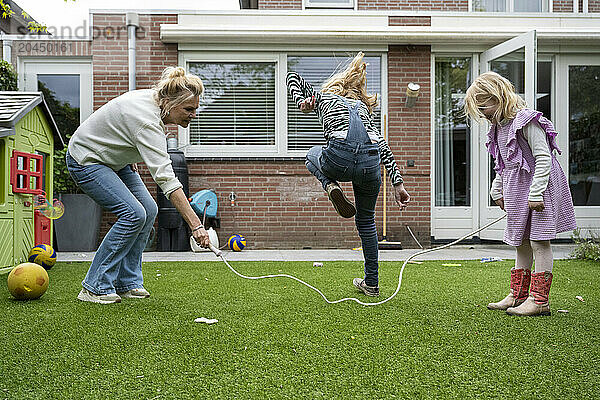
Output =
[
  {"x1": 28, "y1": 244, "x2": 56, "y2": 270},
  {"x1": 7, "y1": 262, "x2": 49, "y2": 300}
]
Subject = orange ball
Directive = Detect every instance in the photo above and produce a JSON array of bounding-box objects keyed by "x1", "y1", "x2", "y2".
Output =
[{"x1": 7, "y1": 262, "x2": 49, "y2": 300}]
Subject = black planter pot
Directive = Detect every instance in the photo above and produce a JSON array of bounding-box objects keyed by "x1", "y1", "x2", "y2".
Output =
[{"x1": 54, "y1": 194, "x2": 102, "y2": 252}]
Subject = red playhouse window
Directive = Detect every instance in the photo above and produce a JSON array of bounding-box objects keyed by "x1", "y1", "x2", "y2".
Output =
[{"x1": 10, "y1": 151, "x2": 43, "y2": 195}]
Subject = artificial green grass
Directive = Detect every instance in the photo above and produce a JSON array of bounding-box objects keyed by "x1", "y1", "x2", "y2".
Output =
[{"x1": 1, "y1": 259, "x2": 599, "y2": 399}]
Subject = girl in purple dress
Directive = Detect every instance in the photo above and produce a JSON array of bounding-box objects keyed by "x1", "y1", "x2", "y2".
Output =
[{"x1": 464, "y1": 72, "x2": 577, "y2": 317}]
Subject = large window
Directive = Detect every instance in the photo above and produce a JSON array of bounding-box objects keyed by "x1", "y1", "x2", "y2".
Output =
[
  {"x1": 473, "y1": 0, "x2": 548, "y2": 12},
  {"x1": 287, "y1": 55, "x2": 382, "y2": 151},
  {"x1": 184, "y1": 53, "x2": 384, "y2": 157},
  {"x1": 188, "y1": 62, "x2": 276, "y2": 148},
  {"x1": 434, "y1": 57, "x2": 472, "y2": 207}
]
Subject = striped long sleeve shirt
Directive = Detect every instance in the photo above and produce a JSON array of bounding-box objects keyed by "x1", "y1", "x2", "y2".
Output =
[{"x1": 286, "y1": 72, "x2": 403, "y2": 185}]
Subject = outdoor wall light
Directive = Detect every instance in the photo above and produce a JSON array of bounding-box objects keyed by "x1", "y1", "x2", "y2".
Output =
[{"x1": 405, "y1": 83, "x2": 421, "y2": 108}]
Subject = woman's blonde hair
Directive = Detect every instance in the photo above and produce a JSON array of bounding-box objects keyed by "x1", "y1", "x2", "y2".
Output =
[
  {"x1": 463, "y1": 71, "x2": 526, "y2": 124},
  {"x1": 321, "y1": 52, "x2": 378, "y2": 114},
  {"x1": 153, "y1": 66, "x2": 204, "y2": 119}
]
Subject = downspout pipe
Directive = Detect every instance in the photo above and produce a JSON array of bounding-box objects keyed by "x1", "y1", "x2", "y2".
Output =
[{"x1": 126, "y1": 12, "x2": 139, "y2": 91}]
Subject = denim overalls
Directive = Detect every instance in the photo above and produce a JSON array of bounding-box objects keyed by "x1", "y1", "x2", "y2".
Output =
[{"x1": 305, "y1": 96, "x2": 382, "y2": 286}]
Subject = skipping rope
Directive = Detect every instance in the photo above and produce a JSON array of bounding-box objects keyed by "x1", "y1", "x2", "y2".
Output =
[{"x1": 207, "y1": 214, "x2": 507, "y2": 307}]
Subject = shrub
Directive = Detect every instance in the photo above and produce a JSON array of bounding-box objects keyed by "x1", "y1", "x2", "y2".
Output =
[
  {"x1": 570, "y1": 229, "x2": 600, "y2": 261},
  {"x1": 0, "y1": 60, "x2": 18, "y2": 91}
]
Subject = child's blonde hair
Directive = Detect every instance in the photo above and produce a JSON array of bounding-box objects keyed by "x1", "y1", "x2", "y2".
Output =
[
  {"x1": 153, "y1": 66, "x2": 204, "y2": 119},
  {"x1": 321, "y1": 52, "x2": 378, "y2": 114},
  {"x1": 464, "y1": 71, "x2": 526, "y2": 124}
]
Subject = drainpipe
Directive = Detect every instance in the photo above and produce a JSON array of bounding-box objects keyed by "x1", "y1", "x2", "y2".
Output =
[{"x1": 126, "y1": 12, "x2": 139, "y2": 91}]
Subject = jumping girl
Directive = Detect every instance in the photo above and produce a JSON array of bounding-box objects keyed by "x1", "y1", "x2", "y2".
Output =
[{"x1": 287, "y1": 52, "x2": 410, "y2": 297}]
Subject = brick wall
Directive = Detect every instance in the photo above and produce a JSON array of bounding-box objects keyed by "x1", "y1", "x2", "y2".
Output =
[
  {"x1": 134, "y1": 15, "x2": 179, "y2": 92},
  {"x1": 553, "y1": 0, "x2": 573, "y2": 12},
  {"x1": 93, "y1": 14, "x2": 179, "y2": 241},
  {"x1": 89, "y1": 12, "x2": 364, "y2": 249},
  {"x1": 386, "y1": 45, "x2": 431, "y2": 246},
  {"x1": 92, "y1": 14, "x2": 128, "y2": 110},
  {"x1": 185, "y1": 161, "x2": 363, "y2": 249},
  {"x1": 553, "y1": 0, "x2": 600, "y2": 12},
  {"x1": 9, "y1": 40, "x2": 91, "y2": 66},
  {"x1": 91, "y1": 16, "x2": 432, "y2": 250}
]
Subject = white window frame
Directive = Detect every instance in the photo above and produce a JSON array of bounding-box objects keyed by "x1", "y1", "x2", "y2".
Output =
[
  {"x1": 303, "y1": 0, "x2": 356, "y2": 9},
  {"x1": 180, "y1": 51, "x2": 387, "y2": 158},
  {"x1": 555, "y1": 54, "x2": 600, "y2": 234},
  {"x1": 18, "y1": 57, "x2": 93, "y2": 123},
  {"x1": 469, "y1": 0, "x2": 549, "y2": 12},
  {"x1": 180, "y1": 52, "x2": 283, "y2": 158},
  {"x1": 430, "y1": 53, "x2": 478, "y2": 240}
]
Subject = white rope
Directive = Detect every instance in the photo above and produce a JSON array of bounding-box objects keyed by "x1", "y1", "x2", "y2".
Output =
[{"x1": 210, "y1": 214, "x2": 507, "y2": 306}]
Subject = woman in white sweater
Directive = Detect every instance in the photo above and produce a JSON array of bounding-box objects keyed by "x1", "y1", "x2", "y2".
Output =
[{"x1": 67, "y1": 67, "x2": 209, "y2": 304}]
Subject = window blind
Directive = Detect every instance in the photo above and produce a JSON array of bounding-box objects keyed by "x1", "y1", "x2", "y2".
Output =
[
  {"x1": 287, "y1": 55, "x2": 382, "y2": 151},
  {"x1": 189, "y1": 62, "x2": 276, "y2": 146}
]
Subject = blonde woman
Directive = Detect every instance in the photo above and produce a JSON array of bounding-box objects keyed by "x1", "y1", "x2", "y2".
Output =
[
  {"x1": 67, "y1": 67, "x2": 210, "y2": 304},
  {"x1": 464, "y1": 71, "x2": 576, "y2": 316},
  {"x1": 287, "y1": 52, "x2": 410, "y2": 297}
]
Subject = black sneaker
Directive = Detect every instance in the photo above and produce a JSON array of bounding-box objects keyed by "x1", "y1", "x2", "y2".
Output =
[
  {"x1": 326, "y1": 183, "x2": 356, "y2": 218},
  {"x1": 353, "y1": 278, "x2": 380, "y2": 297}
]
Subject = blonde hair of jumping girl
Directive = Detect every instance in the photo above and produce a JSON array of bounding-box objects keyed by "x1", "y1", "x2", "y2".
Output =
[
  {"x1": 321, "y1": 52, "x2": 378, "y2": 114},
  {"x1": 153, "y1": 66, "x2": 204, "y2": 120},
  {"x1": 463, "y1": 71, "x2": 526, "y2": 124}
]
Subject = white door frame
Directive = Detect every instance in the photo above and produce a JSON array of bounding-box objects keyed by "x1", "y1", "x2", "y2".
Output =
[
  {"x1": 430, "y1": 53, "x2": 481, "y2": 240},
  {"x1": 555, "y1": 54, "x2": 600, "y2": 237},
  {"x1": 477, "y1": 30, "x2": 537, "y2": 240},
  {"x1": 18, "y1": 57, "x2": 93, "y2": 123}
]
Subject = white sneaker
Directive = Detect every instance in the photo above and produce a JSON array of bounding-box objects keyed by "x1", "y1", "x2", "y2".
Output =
[
  {"x1": 118, "y1": 288, "x2": 150, "y2": 299},
  {"x1": 77, "y1": 288, "x2": 121, "y2": 304}
]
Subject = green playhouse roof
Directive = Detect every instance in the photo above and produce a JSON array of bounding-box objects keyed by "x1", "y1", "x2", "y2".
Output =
[{"x1": 0, "y1": 91, "x2": 64, "y2": 147}]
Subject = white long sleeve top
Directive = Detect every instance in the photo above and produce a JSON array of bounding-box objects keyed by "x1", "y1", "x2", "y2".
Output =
[
  {"x1": 490, "y1": 121, "x2": 551, "y2": 202},
  {"x1": 68, "y1": 89, "x2": 182, "y2": 199}
]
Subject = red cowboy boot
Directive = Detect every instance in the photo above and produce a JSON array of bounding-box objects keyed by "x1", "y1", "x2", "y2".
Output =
[
  {"x1": 487, "y1": 268, "x2": 531, "y2": 310},
  {"x1": 506, "y1": 271, "x2": 552, "y2": 316}
]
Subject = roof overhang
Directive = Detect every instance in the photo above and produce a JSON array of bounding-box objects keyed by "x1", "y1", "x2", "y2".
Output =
[
  {"x1": 160, "y1": 11, "x2": 600, "y2": 47},
  {"x1": 0, "y1": 92, "x2": 65, "y2": 148},
  {"x1": 0, "y1": 127, "x2": 14, "y2": 137}
]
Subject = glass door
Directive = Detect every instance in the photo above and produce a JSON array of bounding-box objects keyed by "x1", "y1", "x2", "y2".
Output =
[
  {"x1": 556, "y1": 55, "x2": 600, "y2": 237},
  {"x1": 477, "y1": 31, "x2": 537, "y2": 240},
  {"x1": 431, "y1": 56, "x2": 475, "y2": 239}
]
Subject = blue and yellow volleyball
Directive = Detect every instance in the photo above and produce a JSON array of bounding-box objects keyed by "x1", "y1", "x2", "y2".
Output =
[
  {"x1": 228, "y1": 235, "x2": 246, "y2": 251},
  {"x1": 28, "y1": 244, "x2": 57, "y2": 270}
]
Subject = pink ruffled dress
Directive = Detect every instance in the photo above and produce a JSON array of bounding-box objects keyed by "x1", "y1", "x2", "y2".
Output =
[{"x1": 486, "y1": 109, "x2": 577, "y2": 246}]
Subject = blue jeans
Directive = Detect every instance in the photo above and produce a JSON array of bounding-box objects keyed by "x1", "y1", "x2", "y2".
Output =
[
  {"x1": 66, "y1": 151, "x2": 158, "y2": 295},
  {"x1": 306, "y1": 141, "x2": 381, "y2": 287}
]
